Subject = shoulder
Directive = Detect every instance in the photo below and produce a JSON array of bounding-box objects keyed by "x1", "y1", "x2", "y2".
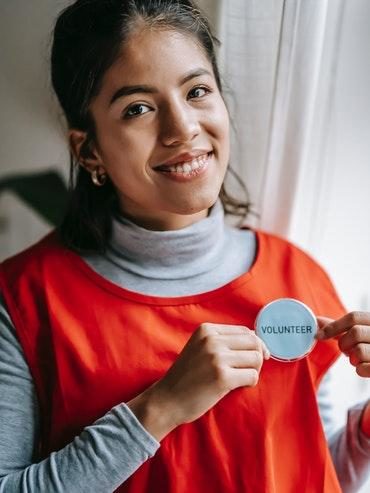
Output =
[
  {"x1": 254, "y1": 228, "x2": 346, "y2": 314},
  {"x1": 254, "y1": 228, "x2": 323, "y2": 270},
  {"x1": 0, "y1": 231, "x2": 68, "y2": 282}
]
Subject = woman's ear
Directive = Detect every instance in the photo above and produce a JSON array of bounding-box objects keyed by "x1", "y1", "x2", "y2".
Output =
[{"x1": 68, "y1": 128, "x2": 104, "y2": 174}]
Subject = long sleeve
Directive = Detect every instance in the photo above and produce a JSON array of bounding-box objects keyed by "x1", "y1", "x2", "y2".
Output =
[
  {"x1": 2, "y1": 297, "x2": 370, "y2": 493},
  {"x1": 0, "y1": 294, "x2": 159, "y2": 493},
  {"x1": 318, "y1": 371, "x2": 370, "y2": 492}
]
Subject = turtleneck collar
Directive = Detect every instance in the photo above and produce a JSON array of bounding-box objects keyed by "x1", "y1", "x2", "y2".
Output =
[{"x1": 108, "y1": 200, "x2": 226, "y2": 280}]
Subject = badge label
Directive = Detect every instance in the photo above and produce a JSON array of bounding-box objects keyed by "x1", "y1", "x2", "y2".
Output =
[{"x1": 255, "y1": 298, "x2": 317, "y2": 362}]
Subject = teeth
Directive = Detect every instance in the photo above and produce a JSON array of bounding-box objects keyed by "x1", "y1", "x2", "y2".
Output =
[{"x1": 165, "y1": 154, "x2": 209, "y2": 174}]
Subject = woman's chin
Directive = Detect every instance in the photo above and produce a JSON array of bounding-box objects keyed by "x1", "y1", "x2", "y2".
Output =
[{"x1": 166, "y1": 187, "x2": 221, "y2": 215}]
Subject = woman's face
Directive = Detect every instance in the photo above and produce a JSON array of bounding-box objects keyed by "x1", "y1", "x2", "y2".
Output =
[{"x1": 79, "y1": 28, "x2": 230, "y2": 230}]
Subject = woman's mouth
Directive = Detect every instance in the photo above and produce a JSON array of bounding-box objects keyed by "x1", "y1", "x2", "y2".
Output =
[{"x1": 154, "y1": 152, "x2": 213, "y2": 181}]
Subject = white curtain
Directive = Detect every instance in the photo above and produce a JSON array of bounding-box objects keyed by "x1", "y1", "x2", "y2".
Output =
[
  {"x1": 200, "y1": 0, "x2": 345, "y2": 238},
  {"x1": 201, "y1": 1, "x2": 370, "y2": 490},
  {"x1": 201, "y1": 0, "x2": 285, "y2": 224},
  {"x1": 259, "y1": 0, "x2": 345, "y2": 247}
]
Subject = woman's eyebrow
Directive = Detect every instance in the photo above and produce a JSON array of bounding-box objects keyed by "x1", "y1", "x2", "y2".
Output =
[
  {"x1": 180, "y1": 67, "x2": 212, "y2": 85},
  {"x1": 108, "y1": 67, "x2": 212, "y2": 107},
  {"x1": 109, "y1": 84, "x2": 158, "y2": 106}
]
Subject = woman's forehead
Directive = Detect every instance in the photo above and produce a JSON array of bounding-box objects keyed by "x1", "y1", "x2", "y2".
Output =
[{"x1": 100, "y1": 29, "x2": 213, "y2": 93}]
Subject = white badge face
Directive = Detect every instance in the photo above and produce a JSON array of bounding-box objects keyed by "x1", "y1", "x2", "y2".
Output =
[{"x1": 255, "y1": 298, "x2": 317, "y2": 362}]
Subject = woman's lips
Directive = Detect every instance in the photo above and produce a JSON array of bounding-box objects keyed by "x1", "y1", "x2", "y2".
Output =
[
  {"x1": 154, "y1": 152, "x2": 213, "y2": 182},
  {"x1": 155, "y1": 150, "x2": 213, "y2": 169}
]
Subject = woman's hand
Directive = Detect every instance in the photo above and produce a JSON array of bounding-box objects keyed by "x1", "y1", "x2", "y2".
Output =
[
  {"x1": 316, "y1": 311, "x2": 370, "y2": 377},
  {"x1": 316, "y1": 312, "x2": 370, "y2": 437},
  {"x1": 128, "y1": 323, "x2": 269, "y2": 441}
]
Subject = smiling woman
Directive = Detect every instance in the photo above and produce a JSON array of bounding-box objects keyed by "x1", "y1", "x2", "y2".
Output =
[
  {"x1": 71, "y1": 28, "x2": 230, "y2": 231},
  {"x1": 53, "y1": 0, "x2": 248, "y2": 250},
  {"x1": 0, "y1": 1, "x2": 370, "y2": 493}
]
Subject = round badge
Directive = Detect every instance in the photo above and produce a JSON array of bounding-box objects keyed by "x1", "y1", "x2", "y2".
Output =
[{"x1": 255, "y1": 298, "x2": 317, "y2": 362}]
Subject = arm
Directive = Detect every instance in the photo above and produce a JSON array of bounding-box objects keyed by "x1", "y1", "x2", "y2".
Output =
[
  {"x1": 0, "y1": 295, "x2": 159, "y2": 493},
  {"x1": 317, "y1": 370, "x2": 370, "y2": 492},
  {"x1": 0, "y1": 293, "x2": 269, "y2": 491}
]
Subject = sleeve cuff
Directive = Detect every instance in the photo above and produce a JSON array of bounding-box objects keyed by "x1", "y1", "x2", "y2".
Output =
[
  {"x1": 350, "y1": 400, "x2": 370, "y2": 455},
  {"x1": 118, "y1": 403, "x2": 161, "y2": 453}
]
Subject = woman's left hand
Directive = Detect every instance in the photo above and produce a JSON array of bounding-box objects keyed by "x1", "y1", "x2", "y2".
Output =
[
  {"x1": 316, "y1": 311, "x2": 370, "y2": 377},
  {"x1": 316, "y1": 311, "x2": 370, "y2": 437}
]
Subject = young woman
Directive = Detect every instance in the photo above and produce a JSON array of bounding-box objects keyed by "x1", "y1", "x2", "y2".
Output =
[{"x1": 0, "y1": 1, "x2": 369, "y2": 491}]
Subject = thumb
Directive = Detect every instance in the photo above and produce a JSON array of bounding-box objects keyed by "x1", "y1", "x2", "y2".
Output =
[
  {"x1": 261, "y1": 341, "x2": 270, "y2": 360},
  {"x1": 316, "y1": 316, "x2": 335, "y2": 339},
  {"x1": 316, "y1": 316, "x2": 334, "y2": 330}
]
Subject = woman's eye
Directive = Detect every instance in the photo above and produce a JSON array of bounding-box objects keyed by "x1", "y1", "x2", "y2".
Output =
[
  {"x1": 188, "y1": 86, "x2": 211, "y2": 99},
  {"x1": 124, "y1": 103, "x2": 151, "y2": 119}
]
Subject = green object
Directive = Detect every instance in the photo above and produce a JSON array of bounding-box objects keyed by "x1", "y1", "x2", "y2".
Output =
[{"x1": 0, "y1": 170, "x2": 68, "y2": 226}]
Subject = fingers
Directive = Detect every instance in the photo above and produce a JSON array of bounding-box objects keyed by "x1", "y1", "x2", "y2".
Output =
[
  {"x1": 316, "y1": 311, "x2": 370, "y2": 339},
  {"x1": 316, "y1": 316, "x2": 334, "y2": 330},
  {"x1": 348, "y1": 343, "x2": 370, "y2": 366},
  {"x1": 225, "y1": 349, "x2": 264, "y2": 371},
  {"x1": 160, "y1": 322, "x2": 271, "y2": 426},
  {"x1": 313, "y1": 313, "x2": 370, "y2": 378},
  {"x1": 195, "y1": 324, "x2": 269, "y2": 391},
  {"x1": 229, "y1": 368, "x2": 260, "y2": 388},
  {"x1": 323, "y1": 315, "x2": 370, "y2": 378},
  {"x1": 201, "y1": 323, "x2": 251, "y2": 336},
  {"x1": 199, "y1": 323, "x2": 270, "y2": 359},
  {"x1": 356, "y1": 362, "x2": 370, "y2": 378},
  {"x1": 215, "y1": 334, "x2": 269, "y2": 358},
  {"x1": 216, "y1": 334, "x2": 259, "y2": 350},
  {"x1": 338, "y1": 326, "x2": 370, "y2": 353}
]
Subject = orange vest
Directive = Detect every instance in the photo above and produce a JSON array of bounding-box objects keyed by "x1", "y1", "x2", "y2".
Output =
[{"x1": 0, "y1": 230, "x2": 345, "y2": 493}]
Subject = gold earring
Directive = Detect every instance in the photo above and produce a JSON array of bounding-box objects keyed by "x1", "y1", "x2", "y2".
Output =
[{"x1": 91, "y1": 169, "x2": 107, "y2": 187}]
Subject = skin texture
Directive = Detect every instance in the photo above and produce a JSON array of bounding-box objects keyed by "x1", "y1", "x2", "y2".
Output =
[
  {"x1": 70, "y1": 28, "x2": 230, "y2": 231},
  {"x1": 317, "y1": 312, "x2": 370, "y2": 436}
]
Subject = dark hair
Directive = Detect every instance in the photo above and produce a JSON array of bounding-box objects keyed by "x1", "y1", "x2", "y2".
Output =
[{"x1": 51, "y1": 0, "x2": 252, "y2": 253}]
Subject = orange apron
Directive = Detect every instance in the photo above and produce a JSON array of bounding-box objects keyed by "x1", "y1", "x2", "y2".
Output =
[{"x1": 0, "y1": 230, "x2": 345, "y2": 492}]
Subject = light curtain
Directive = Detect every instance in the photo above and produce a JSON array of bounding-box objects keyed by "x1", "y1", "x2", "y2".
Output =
[
  {"x1": 200, "y1": 0, "x2": 344, "y2": 241},
  {"x1": 201, "y1": 3, "x2": 370, "y2": 491}
]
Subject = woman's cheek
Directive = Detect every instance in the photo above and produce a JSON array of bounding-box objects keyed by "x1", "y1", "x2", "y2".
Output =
[{"x1": 212, "y1": 104, "x2": 230, "y2": 140}]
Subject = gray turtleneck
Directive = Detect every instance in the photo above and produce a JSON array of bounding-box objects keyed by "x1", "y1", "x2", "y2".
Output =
[
  {"x1": 0, "y1": 202, "x2": 369, "y2": 492},
  {"x1": 84, "y1": 200, "x2": 256, "y2": 295}
]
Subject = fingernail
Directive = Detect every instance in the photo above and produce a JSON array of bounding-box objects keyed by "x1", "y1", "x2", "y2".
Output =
[{"x1": 315, "y1": 330, "x2": 325, "y2": 340}]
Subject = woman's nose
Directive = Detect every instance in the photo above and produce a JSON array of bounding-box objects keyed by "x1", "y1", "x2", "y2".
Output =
[{"x1": 159, "y1": 103, "x2": 201, "y2": 147}]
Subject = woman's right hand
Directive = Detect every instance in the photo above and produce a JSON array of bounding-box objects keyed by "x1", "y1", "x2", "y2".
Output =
[{"x1": 127, "y1": 323, "x2": 269, "y2": 441}]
